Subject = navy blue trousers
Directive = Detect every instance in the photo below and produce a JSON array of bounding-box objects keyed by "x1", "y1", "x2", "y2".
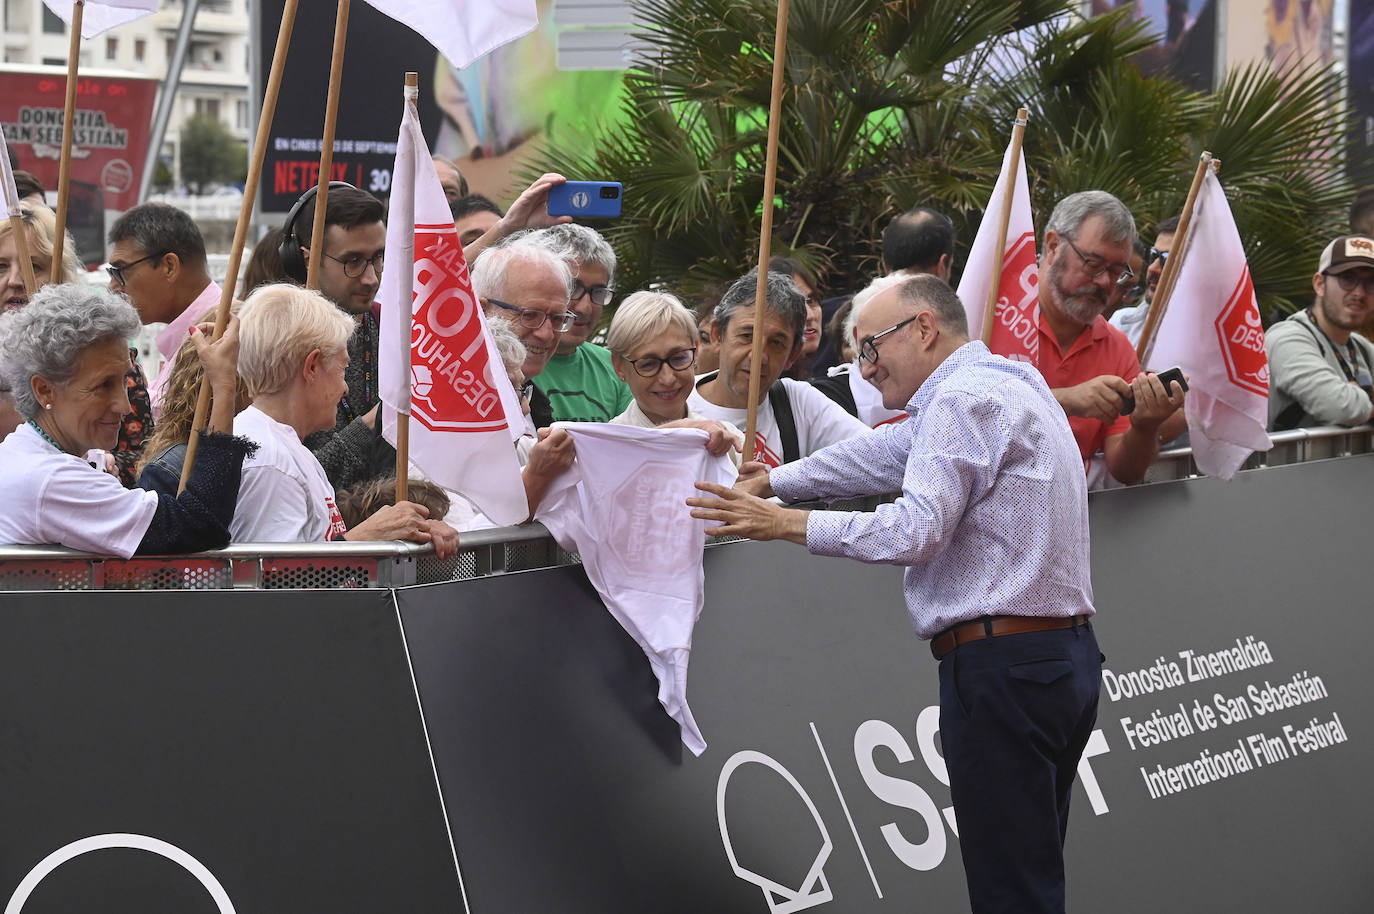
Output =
[{"x1": 937, "y1": 624, "x2": 1102, "y2": 914}]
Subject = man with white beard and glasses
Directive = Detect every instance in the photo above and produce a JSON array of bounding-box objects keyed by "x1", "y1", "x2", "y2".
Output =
[{"x1": 1034, "y1": 191, "x2": 1185, "y2": 485}]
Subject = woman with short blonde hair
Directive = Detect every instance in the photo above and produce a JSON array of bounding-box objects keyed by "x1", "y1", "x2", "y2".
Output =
[
  {"x1": 607, "y1": 290, "x2": 741, "y2": 463},
  {"x1": 229, "y1": 283, "x2": 460, "y2": 555},
  {"x1": 0, "y1": 205, "x2": 83, "y2": 312}
]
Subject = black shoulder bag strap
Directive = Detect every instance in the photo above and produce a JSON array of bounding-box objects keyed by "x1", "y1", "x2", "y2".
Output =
[{"x1": 768, "y1": 380, "x2": 800, "y2": 464}]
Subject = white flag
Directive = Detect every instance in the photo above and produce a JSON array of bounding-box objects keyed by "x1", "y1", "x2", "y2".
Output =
[
  {"x1": 535, "y1": 422, "x2": 738, "y2": 757},
  {"x1": 42, "y1": 0, "x2": 157, "y2": 38},
  {"x1": 360, "y1": 0, "x2": 537, "y2": 70},
  {"x1": 378, "y1": 85, "x2": 527, "y2": 525},
  {"x1": 956, "y1": 129, "x2": 1040, "y2": 363},
  {"x1": 1, "y1": 131, "x2": 23, "y2": 217},
  {"x1": 1148, "y1": 169, "x2": 1273, "y2": 479}
]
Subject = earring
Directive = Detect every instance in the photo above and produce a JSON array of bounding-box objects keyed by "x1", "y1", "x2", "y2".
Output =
[{"x1": 44, "y1": 403, "x2": 52, "y2": 410}]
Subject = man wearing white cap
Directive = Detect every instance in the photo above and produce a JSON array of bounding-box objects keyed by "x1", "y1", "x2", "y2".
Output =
[{"x1": 1266, "y1": 235, "x2": 1374, "y2": 430}]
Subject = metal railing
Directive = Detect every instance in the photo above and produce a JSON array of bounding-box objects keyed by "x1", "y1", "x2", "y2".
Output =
[
  {"x1": 0, "y1": 425, "x2": 1368, "y2": 592},
  {"x1": 1143, "y1": 424, "x2": 1373, "y2": 483}
]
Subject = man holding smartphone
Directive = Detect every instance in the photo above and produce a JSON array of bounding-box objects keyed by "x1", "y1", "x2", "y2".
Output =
[{"x1": 524, "y1": 225, "x2": 631, "y2": 423}]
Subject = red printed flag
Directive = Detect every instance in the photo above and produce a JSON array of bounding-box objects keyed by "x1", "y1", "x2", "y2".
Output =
[
  {"x1": 378, "y1": 84, "x2": 526, "y2": 524},
  {"x1": 957, "y1": 132, "x2": 1040, "y2": 364},
  {"x1": 1147, "y1": 169, "x2": 1273, "y2": 479}
]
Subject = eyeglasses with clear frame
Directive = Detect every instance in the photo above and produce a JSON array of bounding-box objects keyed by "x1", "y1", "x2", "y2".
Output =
[
  {"x1": 857, "y1": 315, "x2": 919, "y2": 366},
  {"x1": 622, "y1": 347, "x2": 697, "y2": 377},
  {"x1": 1064, "y1": 237, "x2": 1135, "y2": 286},
  {"x1": 323, "y1": 250, "x2": 385, "y2": 278},
  {"x1": 487, "y1": 298, "x2": 576, "y2": 332}
]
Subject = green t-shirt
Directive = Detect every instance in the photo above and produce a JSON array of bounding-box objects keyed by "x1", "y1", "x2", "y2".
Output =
[{"x1": 534, "y1": 343, "x2": 632, "y2": 423}]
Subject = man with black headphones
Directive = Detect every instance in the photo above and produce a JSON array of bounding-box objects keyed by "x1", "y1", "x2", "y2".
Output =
[
  {"x1": 1267, "y1": 235, "x2": 1374, "y2": 430},
  {"x1": 279, "y1": 182, "x2": 393, "y2": 489}
]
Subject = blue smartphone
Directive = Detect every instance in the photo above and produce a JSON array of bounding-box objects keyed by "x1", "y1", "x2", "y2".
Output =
[{"x1": 547, "y1": 181, "x2": 623, "y2": 218}]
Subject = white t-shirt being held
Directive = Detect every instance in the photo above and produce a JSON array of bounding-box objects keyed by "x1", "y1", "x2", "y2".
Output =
[
  {"x1": 687, "y1": 375, "x2": 868, "y2": 468},
  {"x1": 230, "y1": 405, "x2": 348, "y2": 543},
  {"x1": 0, "y1": 422, "x2": 158, "y2": 557}
]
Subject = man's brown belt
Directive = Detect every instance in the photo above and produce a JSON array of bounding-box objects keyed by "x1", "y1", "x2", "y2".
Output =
[{"x1": 930, "y1": 614, "x2": 1092, "y2": 661}]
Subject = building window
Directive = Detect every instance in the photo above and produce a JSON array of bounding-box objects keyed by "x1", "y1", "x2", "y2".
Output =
[
  {"x1": 41, "y1": 6, "x2": 63, "y2": 33},
  {"x1": 194, "y1": 97, "x2": 221, "y2": 121},
  {"x1": 165, "y1": 38, "x2": 174, "y2": 62},
  {"x1": 42, "y1": 57, "x2": 65, "y2": 66},
  {"x1": 236, "y1": 99, "x2": 249, "y2": 130},
  {"x1": 105, "y1": 37, "x2": 117, "y2": 61},
  {"x1": 135, "y1": 38, "x2": 146, "y2": 62}
]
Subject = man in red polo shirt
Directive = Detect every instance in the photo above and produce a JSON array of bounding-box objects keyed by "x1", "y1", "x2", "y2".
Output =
[{"x1": 1037, "y1": 191, "x2": 1186, "y2": 485}]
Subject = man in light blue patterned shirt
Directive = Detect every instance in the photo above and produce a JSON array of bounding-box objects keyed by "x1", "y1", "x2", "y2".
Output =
[{"x1": 690, "y1": 274, "x2": 1102, "y2": 914}]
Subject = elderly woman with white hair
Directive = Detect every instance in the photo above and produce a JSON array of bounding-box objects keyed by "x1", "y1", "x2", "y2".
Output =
[
  {"x1": 0, "y1": 206, "x2": 151, "y2": 477},
  {"x1": 606, "y1": 290, "x2": 741, "y2": 463},
  {"x1": 229, "y1": 283, "x2": 460, "y2": 556},
  {"x1": 0, "y1": 284, "x2": 249, "y2": 556}
]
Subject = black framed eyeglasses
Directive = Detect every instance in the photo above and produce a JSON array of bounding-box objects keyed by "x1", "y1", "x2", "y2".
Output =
[
  {"x1": 1064, "y1": 237, "x2": 1135, "y2": 286},
  {"x1": 1328, "y1": 271, "x2": 1374, "y2": 294},
  {"x1": 105, "y1": 251, "x2": 165, "y2": 285},
  {"x1": 324, "y1": 250, "x2": 385, "y2": 278},
  {"x1": 622, "y1": 347, "x2": 697, "y2": 377},
  {"x1": 1148, "y1": 247, "x2": 1169, "y2": 266},
  {"x1": 571, "y1": 280, "x2": 614, "y2": 307},
  {"x1": 487, "y1": 298, "x2": 575, "y2": 332},
  {"x1": 858, "y1": 315, "x2": 918, "y2": 366}
]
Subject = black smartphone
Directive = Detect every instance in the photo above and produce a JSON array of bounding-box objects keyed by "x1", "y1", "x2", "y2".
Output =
[{"x1": 1120, "y1": 366, "x2": 1188, "y2": 415}]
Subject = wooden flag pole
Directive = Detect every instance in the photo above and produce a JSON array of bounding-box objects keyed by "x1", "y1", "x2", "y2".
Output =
[
  {"x1": 1136, "y1": 151, "x2": 1213, "y2": 365},
  {"x1": 980, "y1": 107, "x2": 1029, "y2": 346},
  {"x1": 49, "y1": 0, "x2": 83, "y2": 283},
  {"x1": 742, "y1": 0, "x2": 791, "y2": 461},
  {"x1": 2, "y1": 133, "x2": 38, "y2": 293},
  {"x1": 305, "y1": 0, "x2": 351, "y2": 290},
  {"x1": 177, "y1": 0, "x2": 300, "y2": 493},
  {"x1": 8, "y1": 213, "x2": 38, "y2": 296},
  {"x1": 394, "y1": 71, "x2": 417, "y2": 505}
]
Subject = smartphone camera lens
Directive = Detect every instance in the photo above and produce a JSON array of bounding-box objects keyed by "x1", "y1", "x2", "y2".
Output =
[{"x1": 600, "y1": 186, "x2": 620, "y2": 199}]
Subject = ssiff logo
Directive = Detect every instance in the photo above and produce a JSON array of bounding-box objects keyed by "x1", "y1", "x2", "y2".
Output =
[
  {"x1": 5, "y1": 833, "x2": 235, "y2": 913},
  {"x1": 718, "y1": 751, "x2": 833, "y2": 914},
  {"x1": 1214, "y1": 266, "x2": 1269, "y2": 397}
]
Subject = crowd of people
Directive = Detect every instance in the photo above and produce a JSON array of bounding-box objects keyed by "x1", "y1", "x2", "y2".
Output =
[{"x1": 0, "y1": 159, "x2": 1371, "y2": 559}]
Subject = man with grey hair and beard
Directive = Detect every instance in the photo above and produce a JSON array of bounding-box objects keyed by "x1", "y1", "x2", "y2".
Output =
[{"x1": 1035, "y1": 190, "x2": 1186, "y2": 485}]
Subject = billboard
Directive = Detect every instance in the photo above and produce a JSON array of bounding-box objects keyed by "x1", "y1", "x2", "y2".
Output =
[
  {"x1": 0, "y1": 68, "x2": 158, "y2": 213},
  {"x1": 254, "y1": 0, "x2": 623, "y2": 214}
]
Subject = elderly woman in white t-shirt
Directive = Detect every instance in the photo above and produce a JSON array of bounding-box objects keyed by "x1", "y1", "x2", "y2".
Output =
[
  {"x1": 0, "y1": 283, "x2": 249, "y2": 556},
  {"x1": 231, "y1": 283, "x2": 460, "y2": 557},
  {"x1": 606, "y1": 290, "x2": 741, "y2": 462}
]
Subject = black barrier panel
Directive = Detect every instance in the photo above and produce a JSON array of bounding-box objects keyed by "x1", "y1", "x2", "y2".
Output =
[
  {"x1": 399, "y1": 454, "x2": 1374, "y2": 913},
  {"x1": 0, "y1": 589, "x2": 464, "y2": 913}
]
